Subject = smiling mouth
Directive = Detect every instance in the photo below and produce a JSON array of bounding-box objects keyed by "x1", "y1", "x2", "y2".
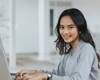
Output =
[{"x1": 63, "y1": 36, "x2": 71, "y2": 40}]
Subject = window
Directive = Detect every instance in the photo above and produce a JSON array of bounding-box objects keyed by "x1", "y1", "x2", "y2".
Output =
[{"x1": 50, "y1": 9, "x2": 54, "y2": 36}]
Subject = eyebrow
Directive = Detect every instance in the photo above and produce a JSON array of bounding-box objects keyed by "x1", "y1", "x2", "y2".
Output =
[
  {"x1": 68, "y1": 24, "x2": 75, "y2": 26},
  {"x1": 60, "y1": 24, "x2": 64, "y2": 26}
]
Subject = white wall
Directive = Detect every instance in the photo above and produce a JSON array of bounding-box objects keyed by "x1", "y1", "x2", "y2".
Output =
[
  {"x1": 0, "y1": 0, "x2": 9, "y2": 53},
  {"x1": 72, "y1": 0, "x2": 100, "y2": 33},
  {"x1": 15, "y1": 0, "x2": 38, "y2": 53},
  {"x1": 0, "y1": 0, "x2": 39, "y2": 53}
]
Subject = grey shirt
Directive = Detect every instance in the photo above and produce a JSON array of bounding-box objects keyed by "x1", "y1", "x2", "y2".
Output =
[{"x1": 37, "y1": 40, "x2": 99, "y2": 80}]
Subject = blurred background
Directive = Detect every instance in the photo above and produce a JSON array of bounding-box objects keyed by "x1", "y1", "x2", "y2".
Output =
[{"x1": 0, "y1": 0, "x2": 100, "y2": 77}]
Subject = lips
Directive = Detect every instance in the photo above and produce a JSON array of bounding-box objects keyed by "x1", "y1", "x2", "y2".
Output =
[{"x1": 63, "y1": 36, "x2": 71, "y2": 40}]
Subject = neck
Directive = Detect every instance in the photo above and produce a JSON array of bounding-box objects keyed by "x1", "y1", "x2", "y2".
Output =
[
  {"x1": 71, "y1": 38, "x2": 81, "y2": 55},
  {"x1": 70, "y1": 39, "x2": 81, "y2": 55},
  {"x1": 71, "y1": 39, "x2": 81, "y2": 50}
]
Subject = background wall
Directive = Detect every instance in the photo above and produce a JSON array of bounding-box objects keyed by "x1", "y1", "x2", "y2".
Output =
[
  {"x1": 15, "y1": 0, "x2": 38, "y2": 53},
  {"x1": 0, "y1": 0, "x2": 39, "y2": 53},
  {"x1": 0, "y1": 0, "x2": 9, "y2": 53}
]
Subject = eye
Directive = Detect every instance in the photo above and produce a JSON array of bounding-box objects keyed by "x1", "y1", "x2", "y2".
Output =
[
  {"x1": 60, "y1": 26, "x2": 64, "y2": 29},
  {"x1": 69, "y1": 27, "x2": 73, "y2": 29}
]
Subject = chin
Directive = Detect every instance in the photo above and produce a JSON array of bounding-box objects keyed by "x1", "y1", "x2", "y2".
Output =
[{"x1": 64, "y1": 40, "x2": 71, "y2": 43}]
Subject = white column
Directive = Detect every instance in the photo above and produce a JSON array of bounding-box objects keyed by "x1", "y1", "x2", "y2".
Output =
[
  {"x1": 9, "y1": 0, "x2": 16, "y2": 68},
  {"x1": 38, "y1": 0, "x2": 45, "y2": 60}
]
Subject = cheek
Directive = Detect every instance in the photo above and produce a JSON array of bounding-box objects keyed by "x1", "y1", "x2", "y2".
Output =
[
  {"x1": 59, "y1": 30, "x2": 62, "y2": 35},
  {"x1": 71, "y1": 29, "x2": 79, "y2": 37}
]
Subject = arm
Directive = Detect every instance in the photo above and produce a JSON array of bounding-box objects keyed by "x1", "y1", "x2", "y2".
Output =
[
  {"x1": 51, "y1": 44, "x2": 98, "y2": 80},
  {"x1": 37, "y1": 56, "x2": 65, "y2": 75}
]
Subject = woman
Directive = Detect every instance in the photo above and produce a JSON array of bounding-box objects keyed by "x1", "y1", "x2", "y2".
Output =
[{"x1": 15, "y1": 8, "x2": 100, "y2": 80}]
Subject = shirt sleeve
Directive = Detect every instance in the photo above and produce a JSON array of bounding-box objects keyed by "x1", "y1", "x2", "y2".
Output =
[
  {"x1": 51, "y1": 44, "x2": 98, "y2": 80},
  {"x1": 37, "y1": 68, "x2": 57, "y2": 75},
  {"x1": 37, "y1": 57, "x2": 65, "y2": 75},
  {"x1": 36, "y1": 62, "x2": 59, "y2": 75}
]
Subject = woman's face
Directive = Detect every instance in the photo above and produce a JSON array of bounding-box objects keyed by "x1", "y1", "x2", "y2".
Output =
[{"x1": 59, "y1": 16, "x2": 79, "y2": 45}]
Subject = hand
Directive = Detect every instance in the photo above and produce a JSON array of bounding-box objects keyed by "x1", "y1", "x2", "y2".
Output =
[
  {"x1": 15, "y1": 69, "x2": 37, "y2": 80},
  {"x1": 20, "y1": 73, "x2": 48, "y2": 80}
]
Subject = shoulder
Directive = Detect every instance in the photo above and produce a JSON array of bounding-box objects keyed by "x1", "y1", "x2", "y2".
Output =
[
  {"x1": 80, "y1": 41, "x2": 95, "y2": 53},
  {"x1": 79, "y1": 41, "x2": 96, "y2": 58}
]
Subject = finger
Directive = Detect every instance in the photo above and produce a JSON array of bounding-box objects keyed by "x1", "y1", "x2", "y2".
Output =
[
  {"x1": 14, "y1": 76, "x2": 18, "y2": 80},
  {"x1": 21, "y1": 75, "x2": 27, "y2": 80},
  {"x1": 21, "y1": 75, "x2": 30, "y2": 80},
  {"x1": 27, "y1": 75, "x2": 36, "y2": 80},
  {"x1": 16, "y1": 76, "x2": 18, "y2": 80},
  {"x1": 28, "y1": 78, "x2": 35, "y2": 80},
  {"x1": 17, "y1": 70, "x2": 22, "y2": 74},
  {"x1": 20, "y1": 72, "x2": 23, "y2": 79},
  {"x1": 16, "y1": 72, "x2": 20, "y2": 75},
  {"x1": 23, "y1": 77, "x2": 29, "y2": 80},
  {"x1": 16, "y1": 71, "x2": 22, "y2": 76},
  {"x1": 20, "y1": 70, "x2": 26, "y2": 78}
]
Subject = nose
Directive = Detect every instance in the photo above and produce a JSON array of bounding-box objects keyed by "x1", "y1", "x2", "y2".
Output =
[{"x1": 63, "y1": 28, "x2": 69, "y2": 34}]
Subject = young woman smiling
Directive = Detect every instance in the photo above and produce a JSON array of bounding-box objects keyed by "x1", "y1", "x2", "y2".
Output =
[{"x1": 15, "y1": 8, "x2": 100, "y2": 80}]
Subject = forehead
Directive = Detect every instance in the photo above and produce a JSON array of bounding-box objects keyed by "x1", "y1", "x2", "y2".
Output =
[{"x1": 60, "y1": 16, "x2": 75, "y2": 25}]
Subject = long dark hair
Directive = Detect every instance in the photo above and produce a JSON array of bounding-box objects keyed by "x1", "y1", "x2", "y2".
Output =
[{"x1": 55, "y1": 8, "x2": 100, "y2": 68}]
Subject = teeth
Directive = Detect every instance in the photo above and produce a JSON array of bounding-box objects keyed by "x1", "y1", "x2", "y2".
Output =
[{"x1": 64, "y1": 36, "x2": 70, "y2": 38}]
